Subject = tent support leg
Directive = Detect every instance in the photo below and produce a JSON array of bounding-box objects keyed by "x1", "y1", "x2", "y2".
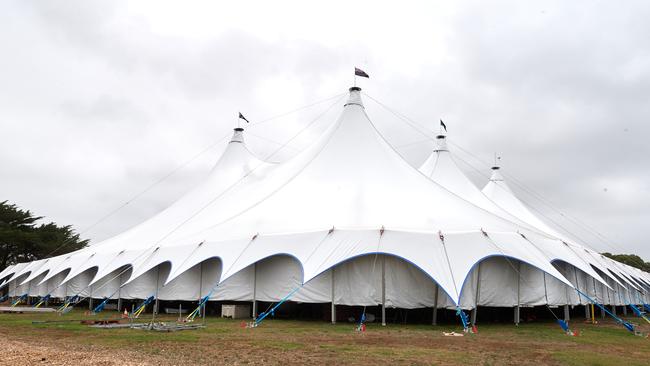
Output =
[
  {"x1": 471, "y1": 263, "x2": 481, "y2": 326},
  {"x1": 515, "y1": 262, "x2": 521, "y2": 325},
  {"x1": 611, "y1": 305, "x2": 616, "y2": 317},
  {"x1": 600, "y1": 306, "x2": 606, "y2": 319},
  {"x1": 252, "y1": 263, "x2": 257, "y2": 319},
  {"x1": 117, "y1": 272, "x2": 123, "y2": 312},
  {"x1": 432, "y1": 283, "x2": 438, "y2": 326},
  {"x1": 153, "y1": 266, "x2": 161, "y2": 317},
  {"x1": 584, "y1": 304, "x2": 590, "y2": 320},
  {"x1": 331, "y1": 268, "x2": 336, "y2": 325},
  {"x1": 381, "y1": 256, "x2": 386, "y2": 327},
  {"x1": 623, "y1": 305, "x2": 628, "y2": 316},
  {"x1": 563, "y1": 304, "x2": 570, "y2": 321},
  {"x1": 514, "y1": 306, "x2": 520, "y2": 325}
]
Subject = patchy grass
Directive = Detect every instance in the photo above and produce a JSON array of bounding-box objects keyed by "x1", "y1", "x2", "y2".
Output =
[{"x1": 1, "y1": 309, "x2": 649, "y2": 365}]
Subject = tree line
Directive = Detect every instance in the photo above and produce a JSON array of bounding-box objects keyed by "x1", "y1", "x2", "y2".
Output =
[{"x1": 0, "y1": 200, "x2": 88, "y2": 271}]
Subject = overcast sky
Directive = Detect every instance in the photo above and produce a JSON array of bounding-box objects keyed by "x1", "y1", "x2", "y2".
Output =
[{"x1": 1, "y1": 0, "x2": 649, "y2": 260}]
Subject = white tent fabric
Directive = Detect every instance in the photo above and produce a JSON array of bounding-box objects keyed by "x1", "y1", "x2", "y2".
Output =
[
  {"x1": 418, "y1": 134, "x2": 611, "y2": 290},
  {"x1": 481, "y1": 167, "x2": 635, "y2": 291},
  {"x1": 4, "y1": 86, "x2": 647, "y2": 313}
]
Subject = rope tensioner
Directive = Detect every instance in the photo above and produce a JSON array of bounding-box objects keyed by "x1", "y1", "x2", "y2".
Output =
[
  {"x1": 455, "y1": 307, "x2": 477, "y2": 334},
  {"x1": 254, "y1": 287, "x2": 302, "y2": 327},
  {"x1": 57, "y1": 295, "x2": 80, "y2": 313},
  {"x1": 629, "y1": 304, "x2": 650, "y2": 325},
  {"x1": 556, "y1": 319, "x2": 578, "y2": 336},
  {"x1": 131, "y1": 295, "x2": 155, "y2": 319},
  {"x1": 355, "y1": 313, "x2": 367, "y2": 333},
  {"x1": 92, "y1": 297, "x2": 112, "y2": 314},
  {"x1": 33, "y1": 294, "x2": 51, "y2": 308},
  {"x1": 185, "y1": 295, "x2": 210, "y2": 322},
  {"x1": 10, "y1": 293, "x2": 28, "y2": 307}
]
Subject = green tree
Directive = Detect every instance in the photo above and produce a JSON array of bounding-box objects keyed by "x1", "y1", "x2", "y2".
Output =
[
  {"x1": 0, "y1": 201, "x2": 89, "y2": 271},
  {"x1": 602, "y1": 252, "x2": 650, "y2": 273}
]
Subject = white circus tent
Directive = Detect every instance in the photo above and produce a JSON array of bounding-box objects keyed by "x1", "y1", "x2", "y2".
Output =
[{"x1": 2, "y1": 87, "x2": 648, "y2": 323}]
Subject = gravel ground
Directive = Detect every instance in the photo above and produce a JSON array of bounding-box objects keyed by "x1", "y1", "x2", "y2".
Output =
[{"x1": 2, "y1": 336, "x2": 166, "y2": 366}]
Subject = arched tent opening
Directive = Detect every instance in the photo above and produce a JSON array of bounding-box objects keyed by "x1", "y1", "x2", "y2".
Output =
[
  {"x1": 159, "y1": 257, "x2": 222, "y2": 301},
  {"x1": 119, "y1": 261, "x2": 171, "y2": 300},
  {"x1": 204, "y1": 254, "x2": 303, "y2": 319},
  {"x1": 456, "y1": 256, "x2": 584, "y2": 326},
  {"x1": 0, "y1": 271, "x2": 16, "y2": 287},
  {"x1": 7, "y1": 272, "x2": 31, "y2": 297},
  {"x1": 626, "y1": 275, "x2": 648, "y2": 293},
  {"x1": 552, "y1": 260, "x2": 612, "y2": 306},
  {"x1": 89, "y1": 264, "x2": 133, "y2": 299},
  {"x1": 41, "y1": 268, "x2": 71, "y2": 299},
  {"x1": 29, "y1": 270, "x2": 49, "y2": 298},
  {"x1": 65, "y1": 266, "x2": 99, "y2": 299}
]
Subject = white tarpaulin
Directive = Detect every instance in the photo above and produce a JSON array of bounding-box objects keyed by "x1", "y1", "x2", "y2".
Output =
[{"x1": 5, "y1": 86, "x2": 646, "y2": 312}]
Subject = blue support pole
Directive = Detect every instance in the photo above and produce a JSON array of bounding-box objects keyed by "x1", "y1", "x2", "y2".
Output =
[{"x1": 255, "y1": 287, "x2": 301, "y2": 326}]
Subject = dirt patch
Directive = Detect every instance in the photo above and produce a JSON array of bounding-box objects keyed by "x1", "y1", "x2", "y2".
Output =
[{"x1": 1, "y1": 332, "x2": 170, "y2": 366}]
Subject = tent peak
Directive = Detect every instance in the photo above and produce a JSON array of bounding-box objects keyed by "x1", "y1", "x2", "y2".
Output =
[
  {"x1": 230, "y1": 127, "x2": 245, "y2": 144},
  {"x1": 434, "y1": 134, "x2": 448, "y2": 152},
  {"x1": 344, "y1": 87, "x2": 364, "y2": 108},
  {"x1": 489, "y1": 166, "x2": 504, "y2": 181}
]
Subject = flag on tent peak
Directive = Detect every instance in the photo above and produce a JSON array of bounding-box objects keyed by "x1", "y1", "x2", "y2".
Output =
[
  {"x1": 440, "y1": 119, "x2": 447, "y2": 132},
  {"x1": 238, "y1": 112, "x2": 250, "y2": 123},
  {"x1": 354, "y1": 67, "x2": 369, "y2": 78}
]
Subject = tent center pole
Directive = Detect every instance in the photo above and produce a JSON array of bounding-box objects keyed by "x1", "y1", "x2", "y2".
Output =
[
  {"x1": 331, "y1": 267, "x2": 336, "y2": 325},
  {"x1": 471, "y1": 262, "x2": 481, "y2": 326},
  {"x1": 563, "y1": 305, "x2": 570, "y2": 322},
  {"x1": 252, "y1": 263, "x2": 257, "y2": 319},
  {"x1": 89, "y1": 284, "x2": 93, "y2": 311},
  {"x1": 515, "y1": 262, "x2": 521, "y2": 326},
  {"x1": 198, "y1": 262, "x2": 204, "y2": 317},
  {"x1": 432, "y1": 283, "x2": 438, "y2": 326},
  {"x1": 153, "y1": 266, "x2": 161, "y2": 318},
  {"x1": 117, "y1": 271, "x2": 123, "y2": 312},
  {"x1": 381, "y1": 255, "x2": 386, "y2": 327}
]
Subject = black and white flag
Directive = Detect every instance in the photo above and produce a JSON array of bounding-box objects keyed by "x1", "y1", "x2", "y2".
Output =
[{"x1": 354, "y1": 67, "x2": 369, "y2": 78}]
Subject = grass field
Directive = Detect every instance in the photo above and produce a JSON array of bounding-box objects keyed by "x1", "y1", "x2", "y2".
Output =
[{"x1": 1, "y1": 309, "x2": 649, "y2": 365}]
